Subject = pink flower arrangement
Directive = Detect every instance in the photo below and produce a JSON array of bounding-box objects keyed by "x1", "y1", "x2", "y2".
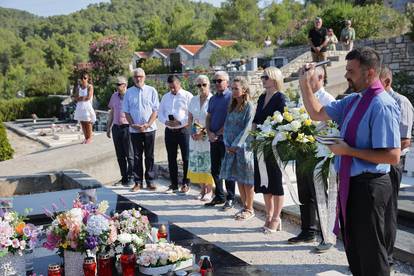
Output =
[
  {"x1": 43, "y1": 198, "x2": 115, "y2": 255},
  {"x1": 0, "y1": 210, "x2": 40, "y2": 257}
]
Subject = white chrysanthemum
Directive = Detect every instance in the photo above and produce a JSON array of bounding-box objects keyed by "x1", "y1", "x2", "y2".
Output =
[
  {"x1": 68, "y1": 208, "x2": 83, "y2": 224},
  {"x1": 290, "y1": 120, "x2": 301, "y2": 132},
  {"x1": 117, "y1": 233, "x2": 132, "y2": 244}
]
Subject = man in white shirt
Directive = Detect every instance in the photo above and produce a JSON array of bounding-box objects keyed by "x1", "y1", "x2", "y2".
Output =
[
  {"x1": 158, "y1": 75, "x2": 193, "y2": 194},
  {"x1": 289, "y1": 66, "x2": 335, "y2": 253}
]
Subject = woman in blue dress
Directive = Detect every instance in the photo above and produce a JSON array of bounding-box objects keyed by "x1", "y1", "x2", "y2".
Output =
[{"x1": 220, "y1": 76, "x2": 255, "y2": 220}]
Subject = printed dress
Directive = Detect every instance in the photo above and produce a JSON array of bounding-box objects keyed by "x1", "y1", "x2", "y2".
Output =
[
  {"x1": 219, "y1": 102, "x2": 254, "y2": 185},
  {"x1": 187, "y1": 94, "x2": 215, "y2": 186},
  {"x1": 74, "y1": 85, "x2": 96, "y2": 123}
]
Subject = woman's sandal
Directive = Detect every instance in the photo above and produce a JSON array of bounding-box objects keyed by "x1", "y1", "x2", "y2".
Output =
[
  {"x1": 234, "y1": 209, "x2": 245, "y2": 219},
  {"x1": 236, "y1": 209, "x2": 255, "y2": 221},
  {"x1": 264, "y1": 217, "x2": 282, "y2": 233}
]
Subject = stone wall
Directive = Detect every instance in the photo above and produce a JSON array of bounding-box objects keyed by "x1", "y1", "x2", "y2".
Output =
[
  {"x1": 354, "y1": 35, "x2": 414, "y2": 74},
  {"x1": 274, "y1": 35, "x2": 414, "y2": 74}
]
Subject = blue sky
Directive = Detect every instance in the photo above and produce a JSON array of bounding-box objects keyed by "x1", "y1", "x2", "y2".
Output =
[{"x1": 0, "y1": 0, "x2": 224, "y2": 16}]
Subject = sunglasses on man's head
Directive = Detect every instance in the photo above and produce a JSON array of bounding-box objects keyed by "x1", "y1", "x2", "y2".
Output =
[
  {"x1": 260, "y1": 75, "x2": 270, "y2": 81},
  {"x1": 196, "y1": 83, "x2": 208, "y2": 88},
  {"x1": 212, "y1": 79, "x2": 224, "y2": 84}
]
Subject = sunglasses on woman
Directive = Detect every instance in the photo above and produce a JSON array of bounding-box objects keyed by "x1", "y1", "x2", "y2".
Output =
[
  {"x1": 196, "y1": 83, "x2": 208, "y2": 88},
  {"x1": 260, "y1": 75, "x2": 269, "y2": 81},
  {"x1": 212, "y1": 79, "x2": 224, "y2": 84}
]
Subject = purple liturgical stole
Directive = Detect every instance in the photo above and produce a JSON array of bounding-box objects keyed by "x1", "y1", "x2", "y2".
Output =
[{"x1": 333, "y1": 79, "x2": 385, "y2": 245}]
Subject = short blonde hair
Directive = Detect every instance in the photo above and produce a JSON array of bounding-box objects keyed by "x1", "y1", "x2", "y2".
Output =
[{"x1": 264, "y1": 66, "x2": 284, "y2": 91}]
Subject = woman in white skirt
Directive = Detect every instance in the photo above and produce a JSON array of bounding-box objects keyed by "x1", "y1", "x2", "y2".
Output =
[
  {"x1": 74, "y1": 72, "x2": 96, "y2": 144},
  {"x1": 187, "y1": 75, "x2": 215, "y2": 201}
]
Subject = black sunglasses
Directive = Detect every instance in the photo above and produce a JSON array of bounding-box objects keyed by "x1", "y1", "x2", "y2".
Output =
[
  {"x1": 117, "y1": 83, "x2": 125, "y2": 86},
  {"x1": 196, "y1": 83, "x2": 208, "y2": 88},
  {"x1": 260, "y1": 75, "x2": 270, "y2": 81},
  {"x1": 82, "y1": 76, "x2": 88, "y2": 80},
  {"x1": 212, "y1": 79, "x2": 225, "y2": 84}
]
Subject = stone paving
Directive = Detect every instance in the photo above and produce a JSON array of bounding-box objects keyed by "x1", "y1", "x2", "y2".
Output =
[{"x1": 111, "y1": 179, "x2": 414, "y2": 276}]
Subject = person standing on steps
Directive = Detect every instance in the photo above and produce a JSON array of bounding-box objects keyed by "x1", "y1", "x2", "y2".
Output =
[
  {"x1": 107, "y1": 76, "x2": 134, "y2": 187},
  {"x1": 123, "y1": 68, "x2": 159, "y2": 192},
  {"x1": 204, "y1": 71, "x2": 236, "y2": 211},
  {"x1": 308, "y1": 17, "x2": 329, "y2": 85}
]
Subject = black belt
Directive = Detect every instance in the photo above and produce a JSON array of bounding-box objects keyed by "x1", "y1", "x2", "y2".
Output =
[
  {"x1": 351, "y1": 172, "x2": 386, "y2": 181},
  {"x1": 114, "y1": 124, "x2": 129, "y2": 128},
  {"x1": 166, "y1": 127, "x2": 186, "y2": 133}
]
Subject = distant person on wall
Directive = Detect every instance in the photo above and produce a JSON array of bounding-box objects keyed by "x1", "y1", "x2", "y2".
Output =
[
  {"x1": 308, "y1": 17, "x2": 328, "y2": 85},
  {"x1": 220, "y1": 76, "x2": 255, "y2": 220},
  {"x1": 158, "y1": 75, "x2": 193, "y2": 194},
  {"x1": 188, "y1": 75, "x2": 215, "y2": 202},
  {"x1": 264, "y1": 35, "x2": 272, "y2": 48},
  {"x1": 106, "y1": 76, "x2": 134, "y2": 187},
  {"x1": 380, "y1": 64, "x2": 414, "y2": 270},
  {"x1": 326, "y1": 28, "x2": 338, "y2": 51},
  {"x1": 123, "y1": 68, "x2": 159, "y2": 192},
  {"x1": 340, "y1": 20, "x2": 355, "y2": 51},
  {"x1": 239, "y1": 59, "x2": 247, "y2": 71},
  {"x1": 204, "y1": 71, "x2": 236, "y2": 211},
  {"x1": 73, "y1": 71, "x2": 96, "y2": 144}
]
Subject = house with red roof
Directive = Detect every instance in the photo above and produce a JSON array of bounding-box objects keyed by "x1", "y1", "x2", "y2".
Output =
[
  {"x1": 194, "y1": 40, "x2": 238, "y2": 68},
  {"x1": 150, "y1": 48, "x2": 176, "y2": 66},
  {"x1": 131, "y1": 51, "x2": 151, "y2": 69},
  {"x1": 175, "y1": 44, "x2": 203, "y2": 69}
]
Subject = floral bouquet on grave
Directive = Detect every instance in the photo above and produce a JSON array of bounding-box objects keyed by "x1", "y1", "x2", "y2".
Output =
[
  {"x1": 112, "y1": 208, "x2": 151, "y2": 255},
  {"x1": 0, "y1": 209, "x2": 40, "y2": 275},
  {"x1": 137, "y1": 243, "x2": 193, "y2": 274},
  {"x1": 43, "y1": 198, "x2": 117, "y2": 256},
  {"x1": 0, "y1": 209, "x2": 40, "y2": 257}
]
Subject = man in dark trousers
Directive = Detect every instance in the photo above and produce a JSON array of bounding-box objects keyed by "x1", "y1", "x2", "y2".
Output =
[
  {"x1": 380, "y1": 64, "x2": 414, "y2": 270},
  {"x1": 308, "y1": 17, "x2": 328, "y2": 84},
  {"x1": 299, "y1": 47, "x2": 400, "y2": 276},
  {"x1": 107, "y1": 76, "x2": 134, "y2": 186},
  {"x1": 204, "y1": 71, "x2": 236, "y2": 211}
]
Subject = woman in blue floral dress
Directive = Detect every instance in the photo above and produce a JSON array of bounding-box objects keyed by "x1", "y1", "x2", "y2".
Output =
[{"x1": 220, "y1": 76, "x2": 255, "y2": 220}]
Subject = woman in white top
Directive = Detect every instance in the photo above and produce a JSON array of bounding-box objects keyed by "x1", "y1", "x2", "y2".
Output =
[
  {"x1": 187, "y1": 75, "x2": 215, "y2": 201},
  {"x1": 74, "y1": 72, "x2": 96, "y2": 144}
]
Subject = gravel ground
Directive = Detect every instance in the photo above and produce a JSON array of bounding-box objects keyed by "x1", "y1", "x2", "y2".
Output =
[
  {"x1": 6, "y1": 128, "x2": 47, "y2": 158},
  {"x1": 111, "y1": 179, "x2": 414, "y2": 276}
]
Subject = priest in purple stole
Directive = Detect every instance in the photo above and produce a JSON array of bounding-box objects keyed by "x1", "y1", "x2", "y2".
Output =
[{"x1": 299, "y1": 47, "x2": 401, "y2": 276}]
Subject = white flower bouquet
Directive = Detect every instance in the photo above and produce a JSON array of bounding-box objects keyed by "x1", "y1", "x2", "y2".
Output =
[
  {"x1": 112, "y1": 208, "x2": 151, "y2": 254},
  {"x1": 137, "y1": 243, "x2": 193, "y2": 275}
]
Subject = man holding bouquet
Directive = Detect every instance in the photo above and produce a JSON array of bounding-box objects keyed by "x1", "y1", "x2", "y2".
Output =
[{"x1": 299, "y1": 47, "x2": 400, "y2": 276}]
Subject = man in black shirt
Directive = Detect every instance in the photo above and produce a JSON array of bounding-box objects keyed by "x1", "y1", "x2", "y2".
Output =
[{"x1": 308, "y1": 17, "x2": 328, "y2": 84}]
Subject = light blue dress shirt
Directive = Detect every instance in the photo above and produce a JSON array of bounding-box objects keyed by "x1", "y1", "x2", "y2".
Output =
[
  {"x1": 122, "y1": 85, "x2": 159, "y2": 133},
  {"x1": 324, "y1": 90, "x2": 401, "y2": 176}
]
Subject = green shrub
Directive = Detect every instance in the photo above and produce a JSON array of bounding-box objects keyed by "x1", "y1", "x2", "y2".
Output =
[
  {"x1": 0, "y1": 97, "x2": 63, "y2": 122},
  {"x1": 139, "y1": 58, "x2": 169, "y2": 75},
  {"x1": 144, "y1": 79, "x2": 169, "y2": 98},
  {"x1": 0, "y1": 123, "x2": 13, "y2": 161},
  {"x1": 393, "y1": 71, "x2": 414, "y2": 105}
]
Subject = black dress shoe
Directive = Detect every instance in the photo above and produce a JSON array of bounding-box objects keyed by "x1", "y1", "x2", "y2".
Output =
[
  {"x1": 204, "y1": 198, "x2": 225, "y2": 207},
  {"x1": 221, "y1": 200, "x2": 234, "y2": 211},
  {"x1": 288, "y1": 232, "x2": 316, "y2": 244}
]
